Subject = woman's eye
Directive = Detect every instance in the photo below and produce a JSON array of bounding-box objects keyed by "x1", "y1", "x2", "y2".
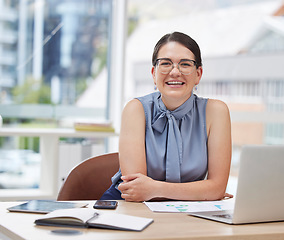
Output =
[{"x1": 180, "y1": 62, "x2": 191, "y2": 67}]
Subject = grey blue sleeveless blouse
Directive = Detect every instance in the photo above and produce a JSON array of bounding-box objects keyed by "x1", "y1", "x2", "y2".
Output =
[{"x1": 112, "y1": 91, "x2": 208, "y2": 186}]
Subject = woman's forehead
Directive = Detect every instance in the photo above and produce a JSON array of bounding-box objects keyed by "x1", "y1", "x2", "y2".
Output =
[{"x1": 157, "y1": 41, "x2": 195, "y2": 60}]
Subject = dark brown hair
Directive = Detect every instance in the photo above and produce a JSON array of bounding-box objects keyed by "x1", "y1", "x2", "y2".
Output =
[{"x1": 152, "y1": 32, "x2": 202, "y2": 68}]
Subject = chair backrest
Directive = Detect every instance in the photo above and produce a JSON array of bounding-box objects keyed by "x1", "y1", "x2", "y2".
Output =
[{"x1": 57, "y1": 152, "x2": 119, "y2": 201}]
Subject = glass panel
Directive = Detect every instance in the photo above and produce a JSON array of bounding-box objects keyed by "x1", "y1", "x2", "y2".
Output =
[
  {"x1": 1, "y1": 0, "x2": 111, "y2": 121},
  {"x1": 0, "y1": 0, "x2": 112, "y2": 190},
  {"x1": 0, "y1": 136, "x2": 40, "y2": 189}
]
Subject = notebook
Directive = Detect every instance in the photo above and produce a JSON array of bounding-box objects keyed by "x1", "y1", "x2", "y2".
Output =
[
  {"x1": 189, "y1": 145, "x2": 284, "y2": 224},
  {"x1": 35, "y1": 208, "x2": 154, "y2": 231}
]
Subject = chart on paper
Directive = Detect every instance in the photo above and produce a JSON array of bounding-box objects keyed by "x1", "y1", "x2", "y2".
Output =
[{"x1": 144, "y1": 199, "x2": 234, "y2": 213}]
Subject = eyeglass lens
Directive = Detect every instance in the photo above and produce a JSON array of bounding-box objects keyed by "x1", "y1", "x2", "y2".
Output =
[{"x1": 157, "y1": 59, "x2": 195, "y2": 75}]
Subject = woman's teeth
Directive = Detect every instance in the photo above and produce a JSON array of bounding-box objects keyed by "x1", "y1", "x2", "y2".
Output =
[{"x1": 166, "y1": 81, "x2": 184, "y2": 85}]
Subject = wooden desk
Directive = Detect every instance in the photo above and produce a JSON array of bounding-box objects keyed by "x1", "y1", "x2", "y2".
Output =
[{"x1": 1, "y1": 201, "x2": 284, "y2": 240}]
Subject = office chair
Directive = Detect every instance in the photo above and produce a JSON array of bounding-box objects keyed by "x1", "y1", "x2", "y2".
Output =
[{"x1": 57, "y1": 152, "x2": 119, "y2": 200}]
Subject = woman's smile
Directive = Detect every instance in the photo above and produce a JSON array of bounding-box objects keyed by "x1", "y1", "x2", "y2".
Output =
[
  {"x1": 166, "y1": 80, "x2": 185, "y2": 86},
  {"x1": 165, "y1": 80, "x2": 186, "y2": 91}
]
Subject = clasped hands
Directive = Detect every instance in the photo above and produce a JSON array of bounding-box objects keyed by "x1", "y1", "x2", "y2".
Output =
[
  {"x1": 118, "y1": 173, "x2": 154, "y2": 202},
  {"x1": 118, "y1": 173, "x2": 233, "y2": 202}
]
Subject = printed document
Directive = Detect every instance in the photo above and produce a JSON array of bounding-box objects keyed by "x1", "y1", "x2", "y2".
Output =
[{"x1": 144, "y1": 199, "x2": 234, "y2": 213}]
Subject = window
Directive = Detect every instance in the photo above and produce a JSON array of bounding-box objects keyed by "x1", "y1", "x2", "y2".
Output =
[{"x1": 0, "y1": 0, "x2": 113, "y2": 191}]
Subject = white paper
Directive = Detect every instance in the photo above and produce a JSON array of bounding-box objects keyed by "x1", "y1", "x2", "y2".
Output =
[
  {"x1": 144, "y1": 199, "x2": 234, "y2": 213},
  {"x1": 88, "y1": 211, "x2": 153, "y2": 231}
]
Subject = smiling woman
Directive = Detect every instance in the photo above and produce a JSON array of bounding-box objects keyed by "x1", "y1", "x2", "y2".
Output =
[{"x1": 100, "y1": 32, "x2": 232, "y2": 202}]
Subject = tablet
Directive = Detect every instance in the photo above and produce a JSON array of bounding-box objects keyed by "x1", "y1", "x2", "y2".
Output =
[{"x1": 7, "y1": 200, "x2": 87, "y2": 214}]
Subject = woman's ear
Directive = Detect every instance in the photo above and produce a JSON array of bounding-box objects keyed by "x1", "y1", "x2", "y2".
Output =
[
  {"x1": 151, "y1": 66, "x2": 156, "y2": 85},
  {"x1": 195, "y1": 66, "x2": 203, "y2": 85}
]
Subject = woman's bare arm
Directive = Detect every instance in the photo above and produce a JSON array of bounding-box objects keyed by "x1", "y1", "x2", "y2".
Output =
[{"x1": 119, "y1": 99, "x2": 147, "y2": 176}]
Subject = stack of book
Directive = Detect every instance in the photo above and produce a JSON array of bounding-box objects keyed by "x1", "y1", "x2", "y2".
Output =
[{"x1": 74, "y1": 121, "x2": 115, "y2": 132}]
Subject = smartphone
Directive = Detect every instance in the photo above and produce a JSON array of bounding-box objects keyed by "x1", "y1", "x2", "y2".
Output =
[{"x1": 93, "y1": 200, "x2": 118, "y2": 209}]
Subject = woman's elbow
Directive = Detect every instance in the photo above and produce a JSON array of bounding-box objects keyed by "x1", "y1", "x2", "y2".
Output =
[{"x1": 206, "y1": 182, "x2": 227, "y2": 200}]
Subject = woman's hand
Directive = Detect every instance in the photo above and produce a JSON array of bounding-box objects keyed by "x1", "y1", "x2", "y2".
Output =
[{"x1": 118, "y1": 173, "x2": 156, "y2": 202}]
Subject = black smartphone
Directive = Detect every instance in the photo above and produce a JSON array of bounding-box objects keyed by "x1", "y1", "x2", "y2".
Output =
[{"x1": 93, "y1": 200, "x2": 118, "y2": 209}]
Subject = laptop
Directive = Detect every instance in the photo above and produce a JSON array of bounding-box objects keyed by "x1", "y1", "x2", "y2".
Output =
[{"x1": 189, "y1": 145, "x2": 284, "y2": 224}]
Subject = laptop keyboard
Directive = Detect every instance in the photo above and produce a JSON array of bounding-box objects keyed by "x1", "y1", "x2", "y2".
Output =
[{"x1": 212, "y1": 214, "x2": 233, "y2": 219}]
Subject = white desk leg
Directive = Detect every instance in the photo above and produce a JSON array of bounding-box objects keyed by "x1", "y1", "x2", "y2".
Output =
[{"x1": 40, "y1": 135, "x2": 59, "y2": 199}]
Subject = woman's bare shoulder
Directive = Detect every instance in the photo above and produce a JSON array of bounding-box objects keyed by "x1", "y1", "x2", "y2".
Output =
[
  {"x1": 206, "y1": 99, "x2": 230, "y2": 115},
  {"x1": 206, "y1": 99, "x2": 231, "y2": 131},
  {"x1": 122, "y1": 98, "x2": 144, "y2": 116},
  {"x1": 121, "y1": 99, "x2": 145, "y2": 127}
]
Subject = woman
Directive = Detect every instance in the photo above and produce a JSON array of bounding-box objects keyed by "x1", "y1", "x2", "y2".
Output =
[{"x1": 101, "y1": 32, "x2": 232, "y2": 202}]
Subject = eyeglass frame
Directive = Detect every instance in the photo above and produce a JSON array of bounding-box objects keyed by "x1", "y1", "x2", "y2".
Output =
[{"x1": 154, "y1": 58, "x2": 198, "y2": 75}]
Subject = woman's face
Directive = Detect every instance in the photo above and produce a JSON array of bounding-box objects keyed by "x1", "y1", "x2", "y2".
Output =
[{"x1": 151, "y1": 41, "x2": 202, "y2": 110}]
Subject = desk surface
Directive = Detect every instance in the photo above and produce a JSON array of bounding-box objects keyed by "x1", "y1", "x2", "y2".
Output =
[
  {"x1": 0, "y1": 127, "x2": 118, "y2": 138},
  {"x1": 1, "y1": 201, "x2": 284, "y2": 240}
]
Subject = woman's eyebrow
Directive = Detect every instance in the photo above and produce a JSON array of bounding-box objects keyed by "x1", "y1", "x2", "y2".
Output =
[
  {"x1": 158, "y1": 57, "x2": 172, "y2": 60},
  {"x1": 179, "y1": 58, "x2": 193, "y2": 61}
]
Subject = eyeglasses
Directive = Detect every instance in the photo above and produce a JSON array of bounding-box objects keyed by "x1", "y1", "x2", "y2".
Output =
[{"x1": 154, "y1": 58, "x2": 197, "y2": 75}]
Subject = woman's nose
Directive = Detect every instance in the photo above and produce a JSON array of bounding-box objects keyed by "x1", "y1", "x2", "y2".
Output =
[{"x1": 170, "y1": 64, "x2": 181, "y2": 75}]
